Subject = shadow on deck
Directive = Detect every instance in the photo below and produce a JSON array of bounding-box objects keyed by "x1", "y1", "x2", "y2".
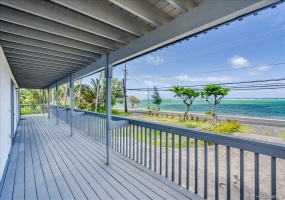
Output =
[{"x1": 0, "y1": 115, "x2": 200, "y2": 200}]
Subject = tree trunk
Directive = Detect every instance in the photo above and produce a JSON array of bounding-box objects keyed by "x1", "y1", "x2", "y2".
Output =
[
  {"x1": 95, "y1": 72, "x2": 103, "y2": 112},
  {"x1": 132, "y1": 102, "x2": 134, "y2": 109},
  {"x1": 211, "y1": 105, "x2": 217, "y2": 127},
  {"x1": 183, "y1": 105, "x2": 190, "y2": 121}
]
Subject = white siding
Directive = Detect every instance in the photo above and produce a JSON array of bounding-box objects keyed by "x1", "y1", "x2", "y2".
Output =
[{"x1": 0, "y1": 46, "x2": 19, "y2": 180}]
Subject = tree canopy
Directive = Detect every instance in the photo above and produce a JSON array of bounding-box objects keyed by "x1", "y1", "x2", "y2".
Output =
[
  {"x1": 201, "y1": 84, "x2": 230, "y2": 126},
  {"x1": 128, "y1": 96, "x2": 140, "y2": 108},
  {"x1": 169, "y1": 86, "x2": 200, "y2": 121},
  {"x1": 151, "y1": 86, "x2": 162, "y2": 110}
]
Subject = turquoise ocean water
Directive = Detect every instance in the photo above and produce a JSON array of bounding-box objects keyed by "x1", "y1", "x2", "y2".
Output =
[{"x1": 115, "y1": 99, "x2": 285, "y2": 120}]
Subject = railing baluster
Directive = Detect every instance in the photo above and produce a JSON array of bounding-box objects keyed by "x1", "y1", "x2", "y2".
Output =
[
  {"x1": 204, "y1": 141, "x2": 208, "y2": 199},
  {"x1": 140, "y1": 126, "x2": 143, "y2": 164},
  {"x1": 129, "y1": 125, "x2": 132, "y2": 158},
  {"x1": 144, "y1": 127, "x2": 147, "y2": 166},
  {"x1": 154, "y1": 130, "x2": 157, "y2": 172},
  {"x1": 186, "y1": 137, "x2": 190, "y2": 189},
  {"x1": 160, "y1": 131, "x2": 162, "y2": 175},
  {"x1": 120, "y1": 127, "x2": 122, "y2": 153},
  {"x1": 255, "y1": 153, "x2": 259, "y2": 200},
  {"x1": 136, "y1": 125, "x2": 139, "y2": 162},
  {"x1": 111, "y1": 129, "x2": 114, "y2": 149},
  {"x1": 123, "y1": 126, "x2": 126, "y2": 155},
  {"x1": 126, "y1": 125, "x2": 129, "y2": 157},
  {"x1": 172, "y1": 133, "x2": 175, "y2": 182},
  {"x1": 116, "y1": 128, "x2": 119, "y2": 151},
  {"x1": 179, "y1": 135, "x2": 182, "y2": 185},
  {"x1": 215, "y1": 144, "x2": 219, "y2": 200},
  {"x1": 149, "y1": 128, "x2": 152, "y2": 169},
  {"x1": 195, "y1": 139, "x2": 198, "y2": 194},
  {"x1": 240, "y1": 149, "x2": 244, "y2": 200},
  {"x1": 227, "y1": 146, "x2": 231, "y2": 200},
  {"x1": 166, "y1": 132, "x2": 169, "y2": 178},
  {"x1": 271, "y1": 157, "x2": 276, "y2": 200},
  {"x1": 133, "y1": 125, "x2": 135, "y2": 160}
]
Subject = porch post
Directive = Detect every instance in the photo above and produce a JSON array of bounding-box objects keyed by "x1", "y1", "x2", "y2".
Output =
[
  {"x1": 69, "y1": 75, "x2": 74, "y2": 136},
  {"x1": 56, "y1": 82, "x2": 59, "y2": 125},
  {"x1": 105, "y1": 55, "x2": 112, "y2": 165},
  {"x1": 18, "y1": 89, "x2": 20, "y2": 117},
  {"x1": 42, "y1": 89, "x2": 45, "y2": 114},
  {"x1": 48, "y1": 87, "x2": 50, "y2": 119}
]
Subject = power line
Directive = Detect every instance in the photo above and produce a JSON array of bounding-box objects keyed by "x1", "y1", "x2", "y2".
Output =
[
  {"x1": 127, "y1": 63, "x2": 285, "y2": 80},
  {"x1": 127, "y1": 78, "x2": 285, "y2": 91}
]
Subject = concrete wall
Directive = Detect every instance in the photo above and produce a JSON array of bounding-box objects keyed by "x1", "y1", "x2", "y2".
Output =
[{"x1": 0, "y1": 46, "x2": 19, "y2": 180}]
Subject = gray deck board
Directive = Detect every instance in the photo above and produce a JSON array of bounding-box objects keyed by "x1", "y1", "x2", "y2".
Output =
[
  {"x1": 24, "y1": 118, "x2": 37, "y2": 200},
  {"x1": 0, "y1": 115, "x2": 199, "y2": 200},
  {"x1": 13, "y1": 119, "x2": 25, "y2": 200},
  {"x1": 26, "y1": 118, "x2": 50, "y2": 200}
]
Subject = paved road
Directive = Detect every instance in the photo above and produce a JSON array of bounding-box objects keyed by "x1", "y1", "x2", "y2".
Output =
[{"x1": 119, "y1": 109, "x2": 285, "y2": 128}]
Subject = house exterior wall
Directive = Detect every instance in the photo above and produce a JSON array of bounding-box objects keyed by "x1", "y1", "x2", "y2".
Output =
[{"x1": 0, "y1": 45, "x2": 19, "y2": 180}]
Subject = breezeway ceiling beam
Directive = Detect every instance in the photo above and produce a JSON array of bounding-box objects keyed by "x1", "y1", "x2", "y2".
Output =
[
  {"x1": 12, "y1": 71, "x2": 69, "y2": 77},
  {"x1": 50, "y1": 0, "x2": 154, "y2": 36},
  {"x1": 108, "y1": 0, "x2": 282, "y2": 65},
  {"x1": 0, "y1": 0, "x2": 137, "y2": 44},
  {"x1": 1, "y1": 43, "x2": 94, "y2": 63},
  {"x1": 3, "y1": 48, "x2": 90, "y2": 66},
  {"x1": 0, "y1": 6, "x2": 120, "y2": 52},
  {"x1": 5, "y1": 54, "x2": 86, "y2": 68},
  {"x1": 8, "y1": 60, "x2": 82, "y2": 71},
  {"x1": 9, "y1": 63, "x2": 80, "y2": 73},
  {"x1": 109, "y1": 0, "x2": 173, "y2": 27},
  {"x1": 0, "y1": 30, "x2": 103, "y2": 58},
  {"x1": 166, "y1": 0, "x2": 198, "y2": 13}
]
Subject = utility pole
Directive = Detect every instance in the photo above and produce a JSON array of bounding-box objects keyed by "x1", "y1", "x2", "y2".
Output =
[
  {"x1": 147, "y1": 87, "x2": 150, "y2": 110},
  {"x1": 122, "y1": 63, "x2": 128, "y2": 112}
]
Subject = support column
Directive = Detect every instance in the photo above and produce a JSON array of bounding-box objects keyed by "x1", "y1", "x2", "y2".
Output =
[
  {"x1": 42, "y1": 89, "x2": 45, "y2": 115},
  {"x1": 70, "y1": 75, "x2": 74, "y2": 136},
  {"x1": 48, "y1": 87, "x2": 50, "y2": 119},
  {"x1": 18, "y1": 89, "x2": 20, "y2": 117},
  {"x1": 56, "y1": 82, "x2": 59, "y2": 125},
  {"x1": 105, "y1": 55, "x2": 112, "y2": 165}
]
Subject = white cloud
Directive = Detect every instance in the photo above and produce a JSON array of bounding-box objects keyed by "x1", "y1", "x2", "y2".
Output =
[
  {"x1": 247, "y1": 65, "x2": 271, "y2": 76},
  {"x1": 146, "y1": 55, "x2": 165, "y2": 65},
  {"x1": 228, "y1": 55, "x2": 250, "y2": 69},
  {"x1": 174, "y1": 75, "x2": 233, "y2": 82},
  {"x1": 256, "y1": 65, "x2": 271, "y2": 71},
  {"x1": 143, "y1": 80, "x2": 156, "y2": 87},
  {"x1": 228, "y1": 56, "x2": 271, "y2": 76}
]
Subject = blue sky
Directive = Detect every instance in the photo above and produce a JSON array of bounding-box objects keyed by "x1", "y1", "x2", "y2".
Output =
[{"x1": 83, "y1": 4, "x2": 285, "y2": 99}]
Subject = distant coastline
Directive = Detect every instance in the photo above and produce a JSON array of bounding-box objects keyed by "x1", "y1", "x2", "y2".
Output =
[{"x1": 115, "y1": 99, "x2": 285, "y2": 120}]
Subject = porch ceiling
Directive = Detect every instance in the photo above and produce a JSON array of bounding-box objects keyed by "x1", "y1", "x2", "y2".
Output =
[{"x1": 0, "y1": 0, "x2": 281, "y2": 89}]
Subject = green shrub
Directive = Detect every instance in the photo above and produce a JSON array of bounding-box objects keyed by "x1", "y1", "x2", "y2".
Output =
[
  {"x1": 111, "y1": 109, "x2": 132, "y2": 116},
  {"x1": 207, "y1": 120, "x2": 239, "y2": 134},
  {"x1": 195, "y1": 116, "x2": 199, "y2": 121},
  {"x1": 205, "y1": 111, "x2": 212, "y2": 115},
  {"x1": 171, "y1": 115, "x2": 174, "y2": 119},
  {"x1": 166, "y1": 114, "x2": 168, "y2": 118},
  {"x1": 148, "y1": 111, "x2": 152, "y2": 115},
  {"x1": 190, "y1": 115, "x2": 194, "y2": 120},
  {"x1": 156, "y1": 113, "x2": 159, "y2": 117},
  {"x1": 186, "y1": 124, "x2": 197, "y2": 128},
  {"x1": 185, "y1": 115, "x2": 189, "y2": 120},
  {"x1": 203, "y1": 118, "x2": 207, "y2": 122}
]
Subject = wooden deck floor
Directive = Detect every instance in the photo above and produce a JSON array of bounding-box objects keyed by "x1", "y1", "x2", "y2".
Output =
[{"x1": 0, "y1": 115, "x2": 200, "y2": 200}]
